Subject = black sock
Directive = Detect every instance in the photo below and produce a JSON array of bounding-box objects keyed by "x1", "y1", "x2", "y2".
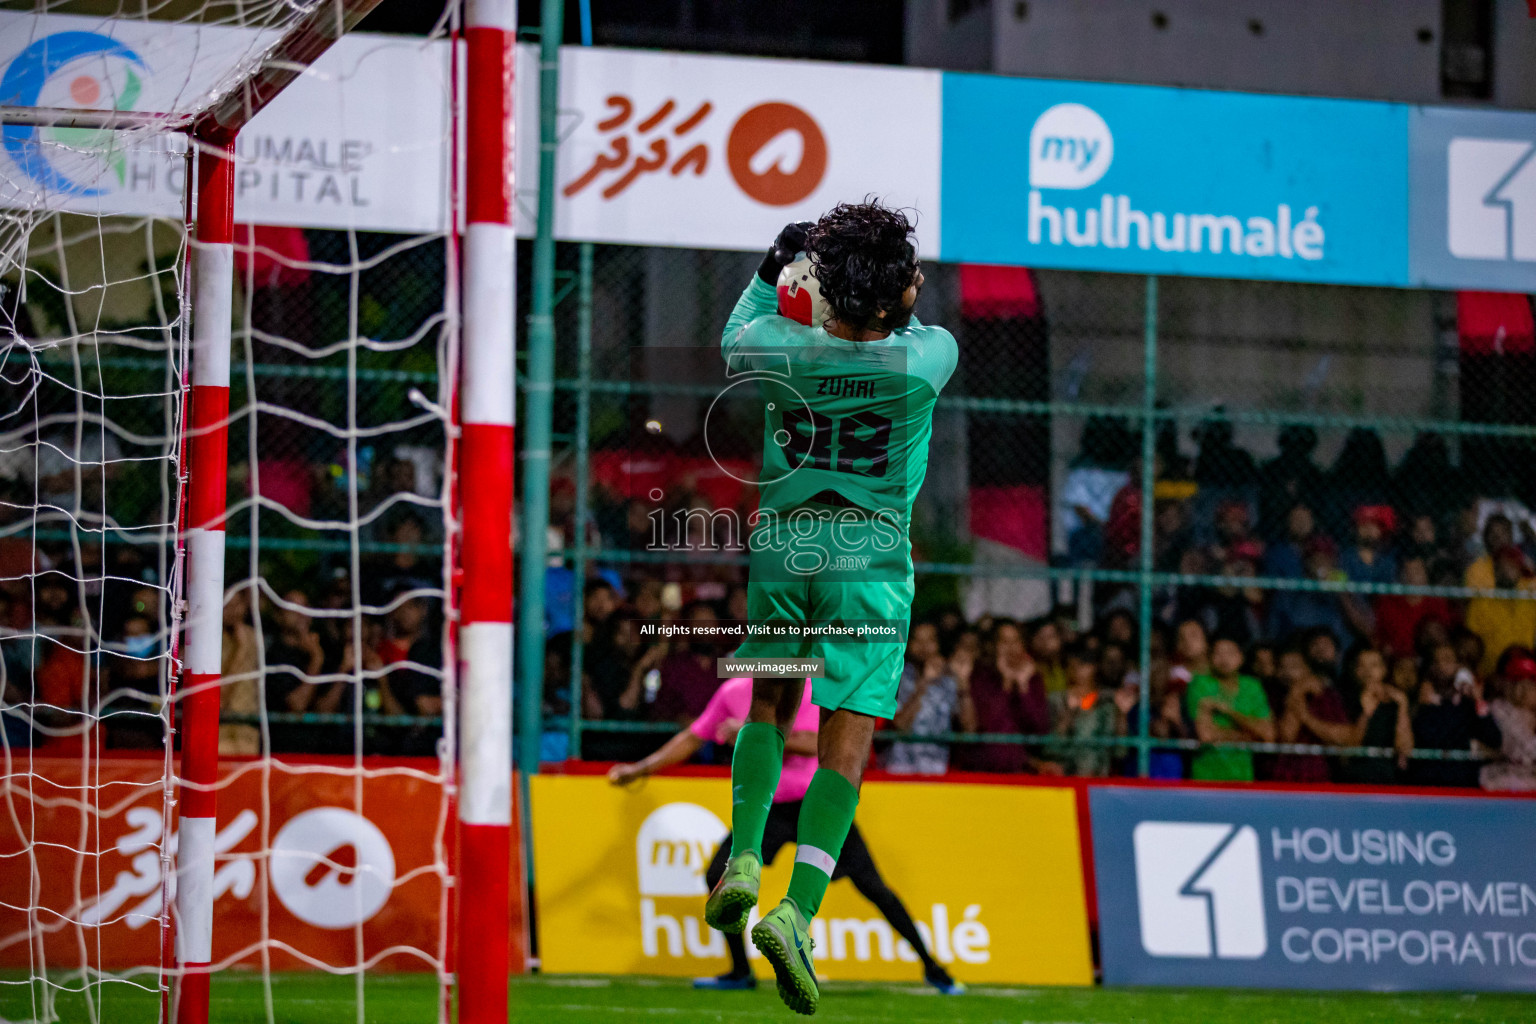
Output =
[
  {"x1": 725, "y1": 930, "x2": 751, "y2": 978},
  {"x1": 865, "y1": 884, "x2": 942, "y2": 974}
]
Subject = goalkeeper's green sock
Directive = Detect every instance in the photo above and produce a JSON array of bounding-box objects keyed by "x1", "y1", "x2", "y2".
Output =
[
  {"x1": 785, "y1": 768, "x2": 860, "y2": 918},
  {"x1": 727, "y1": 723, "x2": 784, "y2": 861}
]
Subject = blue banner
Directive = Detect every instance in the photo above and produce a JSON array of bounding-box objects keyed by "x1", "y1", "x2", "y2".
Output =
[
  {"x1": 1410, "y1": 107, "x2": 1536, "y2": 293},
  {"x1": 1090, "y1": 786, "x2": 1536, "y2": 991},
  {"x1": 940, "y1": 75, "x2": 1410, "y2": 286}
]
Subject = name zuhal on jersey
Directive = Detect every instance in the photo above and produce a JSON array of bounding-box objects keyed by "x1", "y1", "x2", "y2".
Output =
[{"x1": 815, "y1": 376, "x2": 877, "y2": 398}]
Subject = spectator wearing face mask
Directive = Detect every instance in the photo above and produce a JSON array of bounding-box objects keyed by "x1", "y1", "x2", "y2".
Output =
[
  {"x1": 1454, "y1": 627, "x2": 1488, "y2": 682},
  {"x1": 102, "y1": 615, "x2": 163, "y2": 750}
]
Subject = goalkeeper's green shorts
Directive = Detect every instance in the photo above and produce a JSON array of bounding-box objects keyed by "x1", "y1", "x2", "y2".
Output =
[{"x1": 734, "y1": 506, "x2": 912, "y2": 719}]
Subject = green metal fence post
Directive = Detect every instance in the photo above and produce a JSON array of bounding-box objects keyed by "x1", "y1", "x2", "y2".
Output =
[
  {"x1": 517, "y1": 0, "x2": 563, "y2": 778},
  {"x1": 1137, "y1": 275, "x2": 1159, "y2": 778},
  {"x1": 567, "y1": 242, "x2": 593, "y2": 759}
]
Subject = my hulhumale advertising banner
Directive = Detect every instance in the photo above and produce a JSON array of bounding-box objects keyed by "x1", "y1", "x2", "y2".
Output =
[
  {"x1": 531, "y1": 773, "x2": 1093, "y2": 985},
  {"x1": 1091, "y1": 786, "x2": 1536, "y2": 991},
  {"x1": 941, "y1": 74, "x2": 1410, "y2": 286}
]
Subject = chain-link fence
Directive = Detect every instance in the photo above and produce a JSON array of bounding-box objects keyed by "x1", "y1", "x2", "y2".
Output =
[
  {"x1": 3, "y1": 219, "x2": 452, "y2": 758},
  {"x1": 536, "y1": 241, "x2": 1536, "y2": 791},
  {"x1": 10, "y1": 226, "x2": 1534, "y2": 784}
]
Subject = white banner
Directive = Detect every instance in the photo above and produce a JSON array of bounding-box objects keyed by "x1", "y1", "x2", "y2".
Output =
[
  {"x1": 514, "y1": 46, "x2": 942, "y2": 256},
  {"x1": 1, "y1": 17, "x2": 940, "y2": 251},
  {"x1": 0, "y1": 13, "x2": 452, "y2": 234}
]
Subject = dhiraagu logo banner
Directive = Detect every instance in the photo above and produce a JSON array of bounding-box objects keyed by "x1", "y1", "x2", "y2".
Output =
[{"x1": 941, "y1": 74, "x2": 1410, "y2": 286}]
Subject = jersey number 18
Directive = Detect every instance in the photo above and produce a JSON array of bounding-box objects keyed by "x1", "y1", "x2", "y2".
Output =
[{"x1": 779, "y1": 407, "x2": 892, "y2": 477}]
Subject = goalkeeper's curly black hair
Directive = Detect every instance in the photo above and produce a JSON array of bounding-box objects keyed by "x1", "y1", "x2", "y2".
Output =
[{"x1": 806, "y1": 200, "x2": 918, "y2": 332}]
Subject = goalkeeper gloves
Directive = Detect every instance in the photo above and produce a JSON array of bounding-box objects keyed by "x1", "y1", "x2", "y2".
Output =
[{"x1": 756, "y1": 221, "x2": 814, "y2": 285}]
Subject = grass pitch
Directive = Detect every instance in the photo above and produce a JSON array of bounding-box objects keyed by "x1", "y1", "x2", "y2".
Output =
[{"x1": 2, "y1": 972, "x2": 1533, "y2": 1022}]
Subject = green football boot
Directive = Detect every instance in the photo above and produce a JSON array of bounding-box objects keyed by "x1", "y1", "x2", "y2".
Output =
[
  {"x1": 703, "y1": 852, "x2": 760, "y2": 935},
  {"x1": 751, "y1": 899, "x2": 819, "y2": 1016}
]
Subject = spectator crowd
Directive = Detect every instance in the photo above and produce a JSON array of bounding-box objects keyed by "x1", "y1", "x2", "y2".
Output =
[
  {"x1": 6, "y1": 418, "x2": 1536, "y2": 793},
  {"x1": 546, "y1": 417, "x2": 1536, "y2": 790}
]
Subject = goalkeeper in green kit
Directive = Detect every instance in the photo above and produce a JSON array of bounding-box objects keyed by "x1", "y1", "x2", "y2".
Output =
[{"x1": 706, "y1": 202, "x2": 957, "y2": 1015}]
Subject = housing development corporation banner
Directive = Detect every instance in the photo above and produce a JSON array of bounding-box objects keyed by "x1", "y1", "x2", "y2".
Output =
[
  {"x1": 1090, "y1": 786, "x2": 1536, "y2": 991},
  {"x1": 1408, "y1": 107, "x2": 1536, "y2": 294},
  {"x1": 530, "y1": 772, "x2": 1093, "y2": 985}
]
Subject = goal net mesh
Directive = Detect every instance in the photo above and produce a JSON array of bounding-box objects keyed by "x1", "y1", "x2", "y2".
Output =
[{"x1": 1, "y1": 4, "x2": 459, "y2": 1021}]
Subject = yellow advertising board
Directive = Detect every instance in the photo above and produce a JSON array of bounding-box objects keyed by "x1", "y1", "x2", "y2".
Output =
[{"x1": 530, "y1": 773, "x2": 1093, "y2": 985}]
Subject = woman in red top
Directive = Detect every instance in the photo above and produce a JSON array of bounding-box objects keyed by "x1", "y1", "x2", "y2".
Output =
[{"x1": 1374, "y1": 556, "x2": 1453, "y2": 658}]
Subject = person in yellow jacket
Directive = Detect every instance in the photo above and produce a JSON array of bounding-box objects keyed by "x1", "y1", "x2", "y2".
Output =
[{"x1": 1465, "y1": 545, "x2": 1536, "y2": 679}]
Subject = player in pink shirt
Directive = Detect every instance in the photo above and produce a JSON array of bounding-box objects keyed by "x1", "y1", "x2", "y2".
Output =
[{"x1": 609, "y1": 677, "x2": 960, "y2": 994}]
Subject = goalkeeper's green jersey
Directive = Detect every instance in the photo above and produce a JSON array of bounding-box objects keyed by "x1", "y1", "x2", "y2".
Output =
[{"x1": 721, "y1": 276, "x2": 958, "y2": 525}]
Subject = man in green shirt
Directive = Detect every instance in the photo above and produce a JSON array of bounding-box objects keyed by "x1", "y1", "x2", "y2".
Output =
[
  {"x1": 704, "y1": 204, "x2": 957, "y2": 1016},
  {"x1": 1186, "y1": 636, "x2": 1275, "y2": 781}
]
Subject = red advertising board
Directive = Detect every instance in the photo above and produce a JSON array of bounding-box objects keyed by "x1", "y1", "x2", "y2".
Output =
[{"x1": 0, "y1": 756, "x2": 524, "y2": 973}]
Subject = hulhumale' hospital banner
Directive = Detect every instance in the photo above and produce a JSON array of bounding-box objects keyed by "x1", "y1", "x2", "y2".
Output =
[
  {"x1": 0, "y1": 11, "x2": 452, "y2": 233},
  {"x1": 941, "y1": 74, "x2": 1412, "y2": 286},
  {"x1": 1091, "y1": 786, "x2": 1536, "y2": 991}
]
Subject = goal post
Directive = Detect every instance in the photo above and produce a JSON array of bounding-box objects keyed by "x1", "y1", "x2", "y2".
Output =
[
  {"x1": 175, "y1": 130, "x2": 236, "y2": 1024},
  {"x1": 172, "y1": 4, "x2": 395, "y2": 1020},
  {"x1": 456, "y1": 2, "x2": 518, "y2": 1024},
  {"x1": 0, "y1": 1, "x2": 519, "y2": 1021}
]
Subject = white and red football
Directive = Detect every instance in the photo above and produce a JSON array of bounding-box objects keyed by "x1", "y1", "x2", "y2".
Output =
[{"x1": 776, "y1": 255, "x2": 832, "y2": 328}]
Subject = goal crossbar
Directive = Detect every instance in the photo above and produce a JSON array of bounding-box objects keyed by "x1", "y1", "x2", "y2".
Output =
[{"x1": 0, "y1": 105, "x2": 183, "y2": 129}]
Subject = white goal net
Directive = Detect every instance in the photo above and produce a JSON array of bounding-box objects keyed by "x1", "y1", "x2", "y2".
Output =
[{"x1": 0, "y1": 4, "x2": 467, "y2": 1021}]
